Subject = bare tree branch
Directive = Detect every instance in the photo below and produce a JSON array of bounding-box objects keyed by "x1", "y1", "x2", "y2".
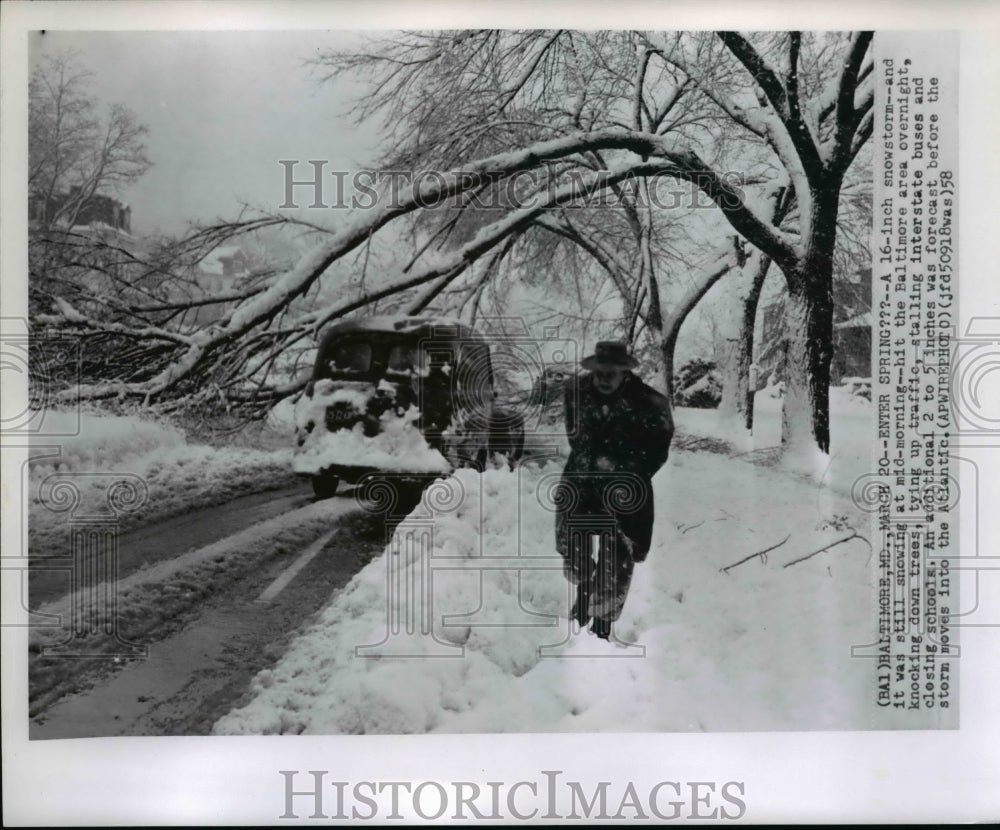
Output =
[{"x1": 721, "y1": 534, "x2": 791, "y2": 573}]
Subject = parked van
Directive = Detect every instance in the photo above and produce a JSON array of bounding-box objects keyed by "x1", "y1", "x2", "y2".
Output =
[{"x1": 293, "y1": 315, "x2": 525, "y2": 498}]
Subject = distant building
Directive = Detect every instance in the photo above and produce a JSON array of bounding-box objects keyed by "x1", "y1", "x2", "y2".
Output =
[
  {"x1": 195, "y1": 245, "x2": 250, "y2": 295},
  {"x1": 29, "y1": 190, "x2": 138, "y2": 308},
  {"x1": 186, "y1": 244, "x2": 253, "y2": 325},
  {"x1": 829, "y1": 266, "x2": 872, "y2": 381},
  {"x1": 756, "y1": 267, "x2": 872, "y2": 386},
  {"x1": 198, "y1": 245, "x2": 249, "y2": 279},
  {"x1": 29, "y1": 189, "x2": 132, "y2": 235}
]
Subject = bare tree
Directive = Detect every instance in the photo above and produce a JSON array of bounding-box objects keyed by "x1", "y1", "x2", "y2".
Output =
[
  {"x1": 29, "y1": 51, "x2": 151, "y2": 230},
  {"x1": 313, "y1": 30, "x2": 873, "y2": 450},
  {"x1": 34, "y1": 32, "x2": 872, "y2": 456}
]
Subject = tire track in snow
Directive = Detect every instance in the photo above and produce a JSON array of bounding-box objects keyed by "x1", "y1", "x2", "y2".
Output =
[
  {"x1": 28, "y1": 485, "x2": 313, "y2": 609},
  {"x1": 30, "y1": 493, "x2": 395, "y2": 737}
]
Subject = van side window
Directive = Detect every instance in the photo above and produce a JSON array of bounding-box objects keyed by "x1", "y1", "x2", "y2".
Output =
[
  {"x1": 425, "y1": 345, "x2": 455, "y2": 372},
  {"x1": 325, "y1": 340, "x2": 372, "y2": 376},
  {"x1": 388, "y1": 343, "x2": 429, "y2": 374}
]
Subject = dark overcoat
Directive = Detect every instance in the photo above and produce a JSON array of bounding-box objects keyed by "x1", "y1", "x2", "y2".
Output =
[{"x1": 558, "y1": 372, "x2": 674, "y2": 561}]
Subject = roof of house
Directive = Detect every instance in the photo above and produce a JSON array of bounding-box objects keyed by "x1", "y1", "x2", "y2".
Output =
[
  {"x1": 198, "y1": 245, "x2": 247, "y2": 275},
  {"x1": 69, "y1": 221, "x2": 134, "y2": 240}
]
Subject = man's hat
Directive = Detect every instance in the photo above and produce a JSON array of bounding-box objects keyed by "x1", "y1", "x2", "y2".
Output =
[{"x1": 580, "y1": 341, "x2": 639, "y2": 371}]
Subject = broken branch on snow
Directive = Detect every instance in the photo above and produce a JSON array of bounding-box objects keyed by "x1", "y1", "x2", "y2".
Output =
[
  {"x1": 782, "y1": 530, "x2": 871, "y2": 568},
  {"x1": 720, "y1": 534, "x2": 790, "y2": 574}
]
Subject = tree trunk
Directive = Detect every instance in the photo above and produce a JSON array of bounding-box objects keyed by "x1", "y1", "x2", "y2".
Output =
[
  {"x1": 658, "y1": 255, "x2": 735, "y2": 402},
  {"x1": 716, "y1": 307, "x2": 746, "y2": 430},
  {"x1": 660, "y1": 325, "x2": 676, "y2": 402},
  {"x1": 718, "y1": 252, "x2": 772, "y2": 431},
  {"x1": 780, "y1": 269, "x2": 834, "y2": 453}
]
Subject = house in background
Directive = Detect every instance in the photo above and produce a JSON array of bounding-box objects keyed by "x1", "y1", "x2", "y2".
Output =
[
  {"x1": 29, "y1": 188, "x2": 132, "y2": 236},
  {"x1": 29, "y1": 190, "x2": 140, "y2": 307},
  {"x1": 830, "y1": 266, "x2": 872, "y2": 381},
  {"x1": 183, "y1": 244, "x2": 254, "y2": 327},
  {"x1": 73, "y1": 193, "x2": 133, "y2": 235},
  {"x1": 195, "y1": 245, "x2": 250, "y2": 294},
  {"x1": 756, "y1": 267, "x2": 872, "y2": 387}
]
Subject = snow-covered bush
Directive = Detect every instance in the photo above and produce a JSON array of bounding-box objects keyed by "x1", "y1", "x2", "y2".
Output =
[
  {"x1": 673, "y1": 359, "x2": 722, "y2": 408},
  {"x1": 834, "y1": 376, "x2": 873, "y2": 404}
]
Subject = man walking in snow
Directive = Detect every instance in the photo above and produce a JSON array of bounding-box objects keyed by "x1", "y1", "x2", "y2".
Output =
[{"x1": 555, "y1": 341, "x2": 674, "y2": 639}]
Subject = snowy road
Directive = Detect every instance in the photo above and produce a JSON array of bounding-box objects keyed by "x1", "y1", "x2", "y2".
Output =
[
  {"x1": 25, "y1": 389, "x2": 891, "y2": 737},
  {"x1": 28, "y1": 484, "x2": 315, "y2": 609},
  {"x1": 29, "y1": 486, "x2": 402, "y2": 738}
]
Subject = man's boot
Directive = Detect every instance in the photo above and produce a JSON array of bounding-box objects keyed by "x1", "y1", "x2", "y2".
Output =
[{"x1": 590, "y1": 617, "x2": 611, "y2": 640}]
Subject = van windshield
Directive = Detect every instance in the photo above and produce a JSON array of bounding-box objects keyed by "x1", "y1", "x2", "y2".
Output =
[{"x1": 324, "y1": 340, "x2": 372, "y2": 376}]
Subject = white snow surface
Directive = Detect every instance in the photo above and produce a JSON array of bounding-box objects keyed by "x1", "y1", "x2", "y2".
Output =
[
  {"x1": 216, "y1": 434, "x2": 881, "y2": 735},
  {"x1": 28, "y1": 410, "x2": 296, "y2": 546},
  {"x1": 675, "y1": 385, "x2": 873, "y2": 495},
  {"x1": 293, "y1": 406, "x2": 450, "y2": 476}
]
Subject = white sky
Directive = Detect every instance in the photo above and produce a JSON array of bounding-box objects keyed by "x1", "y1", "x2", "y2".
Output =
[{"x1": 31, "y1": 30, "x2": 383, "y2": 235}]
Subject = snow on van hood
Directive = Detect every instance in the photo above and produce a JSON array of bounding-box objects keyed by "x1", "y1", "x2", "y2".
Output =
[{"x1": 293, "y1": 380, "x2": 450, "y2": 475}]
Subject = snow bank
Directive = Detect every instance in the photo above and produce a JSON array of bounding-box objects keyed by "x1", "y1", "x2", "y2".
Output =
[
  {"x1": 28, "y1": 410, "x2": 297, "y2": 553},
  {"x1": 215, "y1": 447, "x2": 879, "y2": 735},
  {"x1": 30, "y1": 410, "x2": 186, "y2": 470},
  {"x1": 830, "y1": 378, "x2": 873, "y2": 413},
  {"x1": 674, "y1": 384, "x2": 873, "y2": 494}
]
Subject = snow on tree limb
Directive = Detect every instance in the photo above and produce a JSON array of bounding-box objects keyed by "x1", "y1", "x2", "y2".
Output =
[
  {"x1": 50, "y1": 125, "x2": 802, "y2": 404},
  {"x1": 36, "y1": 31, "x2": 872, "y2": 449}
]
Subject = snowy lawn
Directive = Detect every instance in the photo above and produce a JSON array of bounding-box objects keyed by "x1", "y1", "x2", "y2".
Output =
[
  {"x1": 674, "y1": 384, "x2": 874, "y2": 495},
  {"x1": 215, "y1": 441, "x2": 882, "y2": 735},
  {"x1": 27, "y1": 410, "x2": 299, "y2": 556}
]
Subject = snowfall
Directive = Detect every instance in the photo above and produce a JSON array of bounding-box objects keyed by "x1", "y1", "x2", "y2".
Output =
[{"x1": 28, "y1": 385, "x2": 917, "y2": 734}]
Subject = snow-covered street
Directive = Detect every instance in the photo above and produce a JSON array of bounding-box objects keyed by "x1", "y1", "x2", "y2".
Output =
[
  {"x1": 24, "y1": 391, "x2": 914, "y2": 737},
  {"x1": 214, "y1": 440, "x2": 883, "y2": 736}
]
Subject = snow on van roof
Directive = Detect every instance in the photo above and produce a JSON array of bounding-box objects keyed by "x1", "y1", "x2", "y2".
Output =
[{"x1": 321, "y1": 315, "x2": 484, "y2": 340}]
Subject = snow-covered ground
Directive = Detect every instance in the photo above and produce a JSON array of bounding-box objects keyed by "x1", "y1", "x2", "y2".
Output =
[
  {"x1": 675, "y1": 383, "x2": 873, "y2": 495},
  {"x1": 28, "y1": 410, "x2": 298, "y2": 555},
  {"x1": 215, "y1": 387, "x2": 888, "y2": 735},
  {"x1": 25, "y1": 390, "x2": 891, "y2": 734}
]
